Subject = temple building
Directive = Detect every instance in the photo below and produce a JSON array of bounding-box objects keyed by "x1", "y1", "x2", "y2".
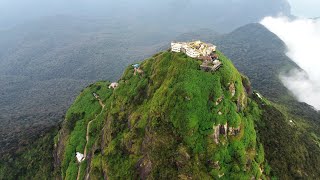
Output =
[{"x1": 171, "y1": 40, "x2": 216, "y2": 58}]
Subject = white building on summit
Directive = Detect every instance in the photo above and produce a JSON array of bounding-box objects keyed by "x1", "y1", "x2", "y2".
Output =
[
  {"x1": 171, "y1": 40, "x2": 222, "y2": 72},
  {"x1": 171, "y1": 40, "x2": 216, "y2": 58}
]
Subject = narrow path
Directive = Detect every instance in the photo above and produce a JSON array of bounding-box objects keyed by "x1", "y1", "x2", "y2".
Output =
[
  {"x1": 77, "y1": 98, "x2": 105, "y2": 180},
  {"x1": 99, "y1": 99, "x2": 105, "y2": 109},
  {"x1": 83, "y1": 120, "x2": 93, "y2": 158}
]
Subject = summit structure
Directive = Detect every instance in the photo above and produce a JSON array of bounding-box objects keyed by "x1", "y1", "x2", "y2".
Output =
[
  {"x1": 171, "y1": 40, "x2": 217, "y2": 58},
  {"x1": 171, "y1": 40, "x2": 222, "y2": 72}
]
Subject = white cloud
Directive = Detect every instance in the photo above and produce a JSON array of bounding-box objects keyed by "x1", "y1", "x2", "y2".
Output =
[
  {"x1": 261, "y1": 16, "x2": 320, "y2": 110},
  {"x1": 280, "y1": 70, "x2": 320, "y2": 110}
]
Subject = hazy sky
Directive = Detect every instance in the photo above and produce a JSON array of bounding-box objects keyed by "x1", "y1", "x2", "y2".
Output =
[
  {"x1": 288, "y1": 0, "x2": 320, "y2": 17},
  {"x1": 0, "y1": 0, "x2": 291, "y2": 31},
  {"x1": 261, "y1": 17, "x2": 320, "y2": 110}
]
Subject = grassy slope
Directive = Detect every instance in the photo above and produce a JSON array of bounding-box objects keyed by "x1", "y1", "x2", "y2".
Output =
[{"x1": 55, "y1": 81, "x2": 113, "y2": 179}]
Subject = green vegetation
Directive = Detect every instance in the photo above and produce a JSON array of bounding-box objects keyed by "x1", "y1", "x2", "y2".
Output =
[
  {"x1": 0, "y1": 128, "x2": 57, "y2": 179},
  {"x1": 57, "y1": 81, "x2": 113, "y2": 179},
  {"x1": 253, "y1": 94, "x2": 320, "y2": 179},
  {"x1": 56, "y1": 51, "x2": 271, "y2": 179},
  {"x1": 214, "y1": 24, "x2": 320, "y2": 179}
]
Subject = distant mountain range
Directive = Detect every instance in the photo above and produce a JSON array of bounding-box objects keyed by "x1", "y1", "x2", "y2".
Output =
[{"x1": 0, "y1": 0, "x2": 293, "y2": 155}]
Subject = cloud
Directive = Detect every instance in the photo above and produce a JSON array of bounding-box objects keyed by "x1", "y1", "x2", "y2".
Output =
[
  {"x1": 280, "y1": 70, "x2": 320, "y2": 110},
  {"x1": 261, "y1": 16, "x2": 320, "y2": 110}
]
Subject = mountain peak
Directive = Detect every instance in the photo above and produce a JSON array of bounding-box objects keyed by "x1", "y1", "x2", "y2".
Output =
[{"x1": 54, "y1": 48, "x2": 270, "y2": 179}]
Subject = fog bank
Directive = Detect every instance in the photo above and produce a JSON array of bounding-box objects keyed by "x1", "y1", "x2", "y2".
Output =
[{"x1": 261, "y1": 16, "x2": 320, "y2": 110}]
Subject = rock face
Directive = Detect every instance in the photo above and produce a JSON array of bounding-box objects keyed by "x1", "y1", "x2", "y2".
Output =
[
  {"x1": 216, "y1": 96, "x2": 223, "y2": 105},
  {"x1": 228, "y1": 127, "x2": 241, "y2": 136},
  {"x1": 212, "y1": 123, "x2": 240, "y2": 144},
  {"x1": 55, "y1": 50, "x2": 269, "y2": 179},
  {"x1": 229, "y1": 83, "x2": 236, "y2": 97},
  {"x1": 213, "y1": 125, "x2": 220, "y2": 144},
  {"x1": 219, "y1": 124, "x2": 227, "y2": 135}
]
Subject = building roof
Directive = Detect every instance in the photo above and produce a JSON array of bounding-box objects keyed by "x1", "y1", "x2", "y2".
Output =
[{"x1": 171, "y1": 40, "x2": 216, "y2": 57}]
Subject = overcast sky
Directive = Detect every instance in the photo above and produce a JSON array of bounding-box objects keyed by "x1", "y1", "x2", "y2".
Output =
[{"x1": 288, "y1": 0, "x2": 320, "y2": 17}]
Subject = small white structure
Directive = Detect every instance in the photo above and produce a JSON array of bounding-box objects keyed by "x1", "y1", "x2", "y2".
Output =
[
  {"x1": 76, "y1": 152, "x2": 85, "y2": 163},
  {"x1": 109, "y1": 82, "x2": 119, "y2": 89},
  {"x1": 256, "y1": 92, "x2": 263, "y2": 99}
]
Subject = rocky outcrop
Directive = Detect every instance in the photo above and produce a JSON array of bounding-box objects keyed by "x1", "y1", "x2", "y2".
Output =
[
  {"x1": 237, "y1": 92, "x2": 247, "y2": 112},
  {"x1": 229, "y1": 83, "x2": 236, "y2": 97},
  {"x1": 213, "y1": 125, "x2": 220, "y2": 144},
  {"x1": 241, "y1": 75, "x2": 252, "y2": 95},
  {"x1": 53, "y1": 124, "x2": 71, "y2": 179},
  {"x1": 215, "y1": 96, "x2": 224, "y2": 105},
  {"x1": 219, "y1": 123, "x2": 228, "y2": 136},
  {"x1": 228, "y1": 126, "x2": 241, "y2": 136},
  {"x1": 137, "y1": 157, "x2": 152, "y2": 179}
]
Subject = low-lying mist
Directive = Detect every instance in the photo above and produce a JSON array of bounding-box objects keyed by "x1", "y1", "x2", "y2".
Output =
[{"x1": 261, "y1": 16, "x2": 320, "y2": 110}]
